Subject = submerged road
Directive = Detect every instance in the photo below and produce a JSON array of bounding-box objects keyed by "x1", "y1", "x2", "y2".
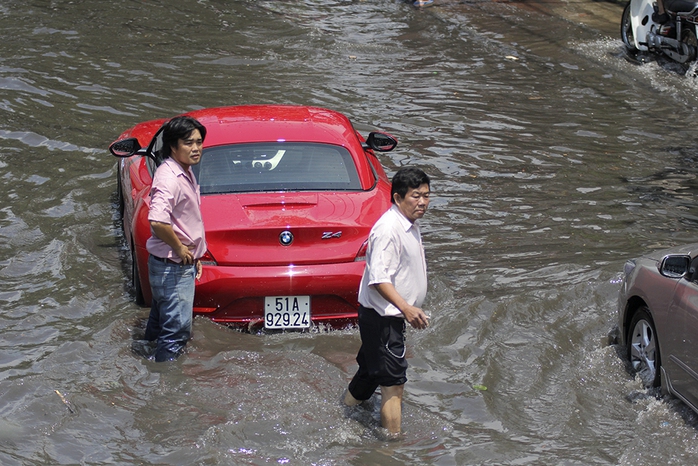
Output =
[
  {"x1": 441, "y1": 0, "x2": 625, "y2": 37},
  {"x1": 518, "y1": 0, "x2": 624, "y2": 34}
]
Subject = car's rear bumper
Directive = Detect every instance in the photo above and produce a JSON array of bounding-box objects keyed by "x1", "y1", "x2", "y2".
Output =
[{"x1": 193, "y1": 261, "x2": 364, "y2": 329}]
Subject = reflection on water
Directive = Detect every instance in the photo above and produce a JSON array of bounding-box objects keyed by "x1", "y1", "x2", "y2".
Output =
[{"x1": 2, "y1": 0, "x2": 698, "y2": 464}]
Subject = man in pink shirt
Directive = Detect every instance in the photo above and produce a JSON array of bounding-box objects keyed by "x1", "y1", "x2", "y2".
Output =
[{"x1": 143, "y1": 116, "x2": 207, "y2": 362}]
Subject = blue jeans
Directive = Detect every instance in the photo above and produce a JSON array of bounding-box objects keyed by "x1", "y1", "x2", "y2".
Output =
[{"x1": 144, "y1": 255, "x2": 195, "y2": 362}]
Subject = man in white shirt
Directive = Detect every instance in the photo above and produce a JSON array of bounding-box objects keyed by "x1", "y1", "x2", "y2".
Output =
[{"x1": 344, "y1": 166, "x2": 431, "y2": 435}]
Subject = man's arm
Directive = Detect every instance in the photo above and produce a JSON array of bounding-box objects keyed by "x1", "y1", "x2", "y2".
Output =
[{"x1": 372, "y1": 282, "x2": 429, "y2": 329}]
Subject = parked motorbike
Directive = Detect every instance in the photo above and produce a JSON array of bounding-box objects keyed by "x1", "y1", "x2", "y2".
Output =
[{"x1": 621, "y1": 0, "x2": 698, "y2": 68}]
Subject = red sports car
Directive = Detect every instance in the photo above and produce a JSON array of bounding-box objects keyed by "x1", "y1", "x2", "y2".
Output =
[{"x1": 109, "y1": 105, "x2": 396, "y2": 330}]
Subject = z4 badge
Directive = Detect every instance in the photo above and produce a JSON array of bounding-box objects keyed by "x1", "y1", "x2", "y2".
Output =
[{"x1": 322, "y1": 231, "x2": 342, "y2": 239}]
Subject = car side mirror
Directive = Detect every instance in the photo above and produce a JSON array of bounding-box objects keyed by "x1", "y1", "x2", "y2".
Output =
[
  {"x1": 364, "y1": 132, "x2": 398, "y2": 152},
  {"x1": 109, "y1": 138, "x2": 141, "y2": 157},
  {"x1": 659, "y1": 254, "x2": 691, "y2": 278}
]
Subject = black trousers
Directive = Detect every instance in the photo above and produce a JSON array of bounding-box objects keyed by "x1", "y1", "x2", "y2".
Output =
[{"x1": 348, "y1": 306, "x2": 408, "y2": 400}]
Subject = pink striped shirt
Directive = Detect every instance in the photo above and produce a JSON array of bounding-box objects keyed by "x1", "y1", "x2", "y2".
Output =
[{"x1": 146, "y1": 157, "x2": 207, "y2": 261}]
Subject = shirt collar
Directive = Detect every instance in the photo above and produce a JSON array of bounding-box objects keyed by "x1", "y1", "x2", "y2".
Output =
[
  {"x1": 390, "y1": 204, "x2": 418, "y2": 232},
  {"x1": 163, "y1": 157, "x2": 194, "y2": 183}
]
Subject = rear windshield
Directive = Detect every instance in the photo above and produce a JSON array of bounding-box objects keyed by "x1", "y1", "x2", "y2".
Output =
[{"x1": 193, "y1": 142, "x2": 362, "y2": 194}]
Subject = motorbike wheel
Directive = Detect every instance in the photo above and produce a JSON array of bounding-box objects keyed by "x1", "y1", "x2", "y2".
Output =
[
  {"x1": 681, "y1": 26, "x2": 698, "y2": 67},
  {"x1": 621, "y1": 3, "x2": 638, "y2": 53}
]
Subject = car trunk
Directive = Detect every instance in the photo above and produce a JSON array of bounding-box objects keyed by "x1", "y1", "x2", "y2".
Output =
[{"x1": 200, "y1": 191, "x2": 387, "y2": 266}]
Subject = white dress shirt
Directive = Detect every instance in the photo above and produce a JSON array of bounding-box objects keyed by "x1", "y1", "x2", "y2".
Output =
[{"x1": 358, "y1": 204, "x2": 428, "y2": 317}]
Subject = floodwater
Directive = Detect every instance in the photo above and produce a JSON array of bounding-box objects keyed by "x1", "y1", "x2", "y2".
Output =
[{"x1": 3, "y1": 0, "x2": 698, "y2": 464}]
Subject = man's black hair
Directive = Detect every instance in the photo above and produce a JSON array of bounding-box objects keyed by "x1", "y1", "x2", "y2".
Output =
[
  {"x1": 161, "y1": 116, "x2": 207, "y2": 158},
  {"x1": 390, "y1": 166, "x2": 430, "y2": 203}
]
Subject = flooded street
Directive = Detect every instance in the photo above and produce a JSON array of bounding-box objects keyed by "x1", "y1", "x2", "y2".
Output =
[{"x1": 4, "y1": 0, "x2": 698, "y2": 463}]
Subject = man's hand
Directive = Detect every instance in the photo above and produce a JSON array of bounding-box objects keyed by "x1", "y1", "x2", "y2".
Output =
[
  {"x1": 401, "y1": 304, "x2": 430, "y2": 329},
  {"x1": 372, "y1": 283, "x2": 430, "y2": 330},
  {"x1": 174, "y1": 243, "x2": 195, "y2": 265},
  {"x1": 150, "y1": 221, "x2": 196, "y2": 265}
]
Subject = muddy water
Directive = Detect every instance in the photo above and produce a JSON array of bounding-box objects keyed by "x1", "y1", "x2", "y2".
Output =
[{"x1": 3, "y1": 0, "x2": 698, "y2": 464}]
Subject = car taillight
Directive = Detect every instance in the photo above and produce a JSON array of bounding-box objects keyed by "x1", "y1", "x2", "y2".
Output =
[
  {"x1": 354, "y1": 240, "x2": 368, "y2": 262},
  {"x1": 199, "y1": 250, "x2": 217, "y2": 266}
]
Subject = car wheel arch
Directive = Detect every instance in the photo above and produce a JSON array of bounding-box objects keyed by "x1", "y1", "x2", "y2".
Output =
[{"x1": 623, "y1": 296, "x2": 649, "y2": 341}]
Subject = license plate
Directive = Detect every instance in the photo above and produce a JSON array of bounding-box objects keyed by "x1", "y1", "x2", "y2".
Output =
[{"x1": 264, "y1": 296, "x2": 310, "y2": 329}]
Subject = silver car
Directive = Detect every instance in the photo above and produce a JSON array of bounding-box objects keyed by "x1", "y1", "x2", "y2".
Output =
[{"x1": 617, "y1": 243, "x2": 698, "y2": 413}]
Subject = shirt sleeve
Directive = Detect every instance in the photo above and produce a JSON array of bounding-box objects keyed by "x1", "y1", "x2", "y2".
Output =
[
  {"x1": 148, "y1": 172, "x2": 177, "y2": 224},
  {"x1": 366, "y1": 224, "x2": 400, "y2": 286}
]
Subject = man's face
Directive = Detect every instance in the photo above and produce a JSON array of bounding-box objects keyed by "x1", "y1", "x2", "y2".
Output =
[
  {"x1": 394, "y1": 183, "x2": 430, "y2": 223},
  {"x1": 170, "y1": 129, "x2": 203, "y2": 169}
]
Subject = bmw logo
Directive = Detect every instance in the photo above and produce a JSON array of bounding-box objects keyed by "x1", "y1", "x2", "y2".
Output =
[{"x1": 279, "y1": 230, "x2": 294, "y2": 246}]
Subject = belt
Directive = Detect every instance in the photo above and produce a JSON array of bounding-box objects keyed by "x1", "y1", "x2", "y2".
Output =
[
  {"x1": 150, "y1": 254, "x2": 182, "y2": 265},
  {"x1": 359, "y1": 305, "x2": 405, "y2": 322}
]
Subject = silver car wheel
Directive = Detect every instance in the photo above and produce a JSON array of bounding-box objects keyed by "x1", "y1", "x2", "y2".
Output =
[{"x1": 628, "y1": 307, "x2": 660, "y2": 388}]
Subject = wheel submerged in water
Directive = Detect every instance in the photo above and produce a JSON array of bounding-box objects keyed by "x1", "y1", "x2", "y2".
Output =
[
  {"x1": 621, "y1": 3, "x2": 638, "y2": 53},
  {"x1": 627, "y1": 307, "x2": 661, "y2": 388},
  {"x1": 681, "y1": 26, "x2": 698, "y2": 72}
]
